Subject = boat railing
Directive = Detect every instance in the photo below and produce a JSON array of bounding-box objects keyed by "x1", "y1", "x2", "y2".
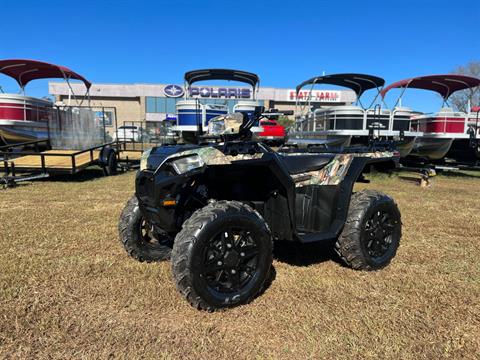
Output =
[
  {"x1": 312, "y1": 107, "x2": 368, "y2": 132},
  {"x1": 389, "y1": 108, "x2": 415, "y2": 133},
  {"x1": 469, "y1": 109, "x2": 480, "y2": 141}
]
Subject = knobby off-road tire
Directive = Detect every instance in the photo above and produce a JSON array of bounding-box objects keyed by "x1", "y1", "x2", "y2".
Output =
[
  {"x1": 118, "y1": 196, "x2": 172, "y2": 262},
  {"x1": 335, "y1": 190, "x2": 401, "y2": 270},
  {"x1": 172, "y1": 200, "x2": 273, "y2": 311}
]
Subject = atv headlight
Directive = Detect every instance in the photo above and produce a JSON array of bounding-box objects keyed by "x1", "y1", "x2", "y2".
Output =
[
  {"x1": 208, "y1": 117, "x2": 226, "y2": 135},
  {"x1": 171, "y1": 154, "x2": 204, "y2": 174},
  {"x1": 140, "y1": 148, "x2": 152, "y2": 171}
]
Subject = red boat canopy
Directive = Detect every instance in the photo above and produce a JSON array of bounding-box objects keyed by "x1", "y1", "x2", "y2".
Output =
[
  {"x1": 380, "y1": 74, "x2": 480, "y2": 100},
  {"x1": 0, "y1": 59, "x2": 91, "y2": 89}
]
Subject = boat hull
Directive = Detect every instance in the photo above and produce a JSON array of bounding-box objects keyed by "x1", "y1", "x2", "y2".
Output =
[
  {"x1": 447, "y1": 138, "x2": 480, "y2": 161},
  {"x1": 393, "y1": 136, "x2": 416, "y2": 158},
  {"x1": 286, "y1": 132, "x2": 351, "y2": 149},
  {"x1": 410, "y1": 137, "x2": 454, "y2": 160},
  {"x1": 0, "y1": 94, "x2": 52, "y2": 145},
  {"x1": 0, "y1": 120, "x2": 49, "y2": 144}
]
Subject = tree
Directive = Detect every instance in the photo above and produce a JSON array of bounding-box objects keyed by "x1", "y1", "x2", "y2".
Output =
[
  {"x1": 276, "y1": 115, "x2": 294, "y2": 130},
  {"x1": 449, "y1": 61, "x2": 480, "y2": 112}
]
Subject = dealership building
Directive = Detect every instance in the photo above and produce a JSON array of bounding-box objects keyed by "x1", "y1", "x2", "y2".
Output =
[{"x1": 49, "y1": 82, "x2": 356, "y2": 134}]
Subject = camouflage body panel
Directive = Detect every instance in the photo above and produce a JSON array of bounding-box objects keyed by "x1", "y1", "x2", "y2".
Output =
[
  {"x1": 208, "y1": 114, "x2": 243, "y2": 135},
  {"x1": 168, "y1": 146, "x2": 264, "y2": 166},
  {"x1": 167, "y1": 147, "x2": 394, "y2": 180},
  {"x1": 291, "y1": 150, "x2": 396, "y2": 187},
  {"x1": 291, "y1": 154, "x2": 353, "y2": 187}
]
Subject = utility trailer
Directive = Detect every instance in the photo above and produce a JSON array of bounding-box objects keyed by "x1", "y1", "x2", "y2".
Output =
[
  {"x1": 0, "y1": 118, "x2": 177, "y2": 186},
  {"x1": 0, "y1": 105, "x2": 145, "y2": 187},
  {"x1": 0, "y1": 139, "x2": 118, "y2": 187},
  {"x1": 113, "y1": 119, "x2": 178, "y2": 169}
]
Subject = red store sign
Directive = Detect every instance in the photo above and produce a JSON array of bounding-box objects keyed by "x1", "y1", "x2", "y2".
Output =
[{"x1": 288, "y1": 90, "x2": 341, "y2": 102}]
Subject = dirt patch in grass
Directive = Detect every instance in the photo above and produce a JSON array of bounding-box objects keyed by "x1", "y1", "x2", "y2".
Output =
[{"x1": 1, "y1": 171, "x2": 479, "y2": 359}]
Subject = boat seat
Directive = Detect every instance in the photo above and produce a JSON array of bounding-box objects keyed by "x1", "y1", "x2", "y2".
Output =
[{"x1": 277, "y1": 154, "x2": 334, "y2": 175}]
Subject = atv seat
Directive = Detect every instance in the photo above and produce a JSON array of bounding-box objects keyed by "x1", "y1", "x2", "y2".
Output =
[{"x1": 277, "y1": 154, "x2": 334, "y2": 175}]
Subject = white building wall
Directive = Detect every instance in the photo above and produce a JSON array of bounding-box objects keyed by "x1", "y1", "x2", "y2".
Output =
[{"x1": 49, "y1": 82, "x2": 357, "y2": 103}]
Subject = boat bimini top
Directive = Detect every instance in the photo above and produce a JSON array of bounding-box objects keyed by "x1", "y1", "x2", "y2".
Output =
[
  {"x1": 380, "y1": 74, "x2": 480, "y2": 105},
  {"x1": 295, "y1": 73, "x2": 385, "y2": 108},
  {"x1": 0, "y1": 59, "x2": 92, "y2": 90},
  {"x1": 184, "y1": 69, "x2": 259, "y2": 99},
  {"x1": 0, "y1": 59, "x2": 92, "y2": 106}
]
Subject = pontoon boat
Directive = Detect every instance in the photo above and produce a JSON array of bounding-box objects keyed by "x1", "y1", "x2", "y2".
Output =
[
  {"x1": 380, "y1": 75, "x2": 480, "y2": 160},
  {"x1": 0, "y1": 59, "x2": 92, "y2": 145},
  {"x1": 288, "y1": 73, "x2": 417, "y2": 157},
  {"x1": 175, "y1": 69, "x2": 260, "y2": 141}
]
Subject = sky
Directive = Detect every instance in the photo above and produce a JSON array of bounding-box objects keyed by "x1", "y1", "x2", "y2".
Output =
[{"x1": 1, "y1": 0, "x2": 479, "y2": 112}]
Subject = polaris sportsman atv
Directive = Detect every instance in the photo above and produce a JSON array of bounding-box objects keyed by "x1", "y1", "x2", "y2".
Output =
[{"x1": 119, "y1": 79, "x2": 401, "y2": 312}]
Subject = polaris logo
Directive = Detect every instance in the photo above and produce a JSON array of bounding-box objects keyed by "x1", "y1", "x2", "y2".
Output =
[
  {"x1": 164, "y1": 84, "x2": 184, "y2": 97},
  {"x1": 189, "y1": 87, "x2": 251, "y2": 99}
]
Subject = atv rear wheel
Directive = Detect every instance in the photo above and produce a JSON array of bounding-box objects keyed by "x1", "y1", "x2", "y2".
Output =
[
  {"x1": 118, "y1": 196, "x2": 172, "y2": 262},
  {"x1": 171, "y1": 200, "x2": 273, "y2": 311},
  {"x1": 335, "y1": 190, "x2": 401, "y2": 270}
]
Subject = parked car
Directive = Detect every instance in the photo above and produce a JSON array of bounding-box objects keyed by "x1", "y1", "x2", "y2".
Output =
[
  {"x1": 114, "y1": 125, "x2": 144, "y2": 142},
  {"x1": 258, "y1": 118, "x2": 286, "y2": 146}
]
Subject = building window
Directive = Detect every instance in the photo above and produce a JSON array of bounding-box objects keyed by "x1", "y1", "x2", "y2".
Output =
[
  {"x1": 146, "y1": 96, "x2": 264, "y2": 114},
  {"x1": 146, "y1": 97, "x2": 156, "y2": 113},
  {"x1": 166, "y1": 98, "x2": 177, "y2": 114},
  {"x1": 156, "y1": 98, "x2": 166, "y2": 113}
]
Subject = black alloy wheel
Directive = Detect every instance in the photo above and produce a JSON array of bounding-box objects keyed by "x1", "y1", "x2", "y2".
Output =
[
  {"x1": 362, "y1": 209, "x2": 396, "y2": 260},
  {"x1": 335, "y1": 190, "x2": 401, "y2": 270},
  {"x1": 172, "y1": 200, "x2": 273, "y2": 311},
  {"x1": 201, "y1": 228, "x2": 259, "y2": 294}
]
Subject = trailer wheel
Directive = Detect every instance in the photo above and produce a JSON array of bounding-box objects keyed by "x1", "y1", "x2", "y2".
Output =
[
  {"x1": 171, "y1": 201, "x2": 273, "y2": 311},
  {"x1": 103, "y1": 151, "x2": 118, "y2": 176},
  {"x1": 119, "y1": 196, "x2": 172, "y2": 262},
  {"x1": 335, "y1": 190, "x2": 401, "y2": 270}
]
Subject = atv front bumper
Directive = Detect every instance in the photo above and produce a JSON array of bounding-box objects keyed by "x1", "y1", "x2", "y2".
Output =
[{"x1": 135, "y1": 169, "x2": 187, "y2": 233}]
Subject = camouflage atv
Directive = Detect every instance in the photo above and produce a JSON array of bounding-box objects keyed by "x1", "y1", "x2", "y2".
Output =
[{"x1": 119, "y1": 108, "x2": 402, "y2": 311}]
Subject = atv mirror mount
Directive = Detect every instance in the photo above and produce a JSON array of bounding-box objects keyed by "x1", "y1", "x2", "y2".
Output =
[
  {"x1": 238, "y1": 106, "x2": 265, "y2": 134},
  {"x1": 254, "y1": 106, "x2": 265, "y2": 120}
]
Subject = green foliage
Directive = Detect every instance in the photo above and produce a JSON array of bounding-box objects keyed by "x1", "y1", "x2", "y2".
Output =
[
  {"x1": 450, "y1": 61, "x2": 480, "y2": 112},
  {"x1": 277, "y1": 115, "x2": 294, "y2": 129}
]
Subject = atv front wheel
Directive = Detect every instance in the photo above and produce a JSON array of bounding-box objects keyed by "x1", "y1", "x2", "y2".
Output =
[
  {"x1": 171, "y1": 201, "x2": 273, "y2": 311},
  {"x1": 335, "y1": 190, "x2": 401, "y2": 270},
  {"x1": 118, "y1": 196, "x2": 172, "y2": 262}
]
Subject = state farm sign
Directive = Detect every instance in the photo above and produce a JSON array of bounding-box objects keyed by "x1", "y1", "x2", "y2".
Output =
[{"x1": 288, "y1": 90, "x2": 341, "y2": 102}]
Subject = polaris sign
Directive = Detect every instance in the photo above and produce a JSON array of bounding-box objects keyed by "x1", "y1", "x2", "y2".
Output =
[
  {"x1": 189, "y1": 87, "x2": 251, "y2": 99},
  {"x1": 163, "y1": 84, "x2": 251, "y2": 98},
  {"x1": 163, "y1": 84, "x2": 184, "y2": 97}
]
